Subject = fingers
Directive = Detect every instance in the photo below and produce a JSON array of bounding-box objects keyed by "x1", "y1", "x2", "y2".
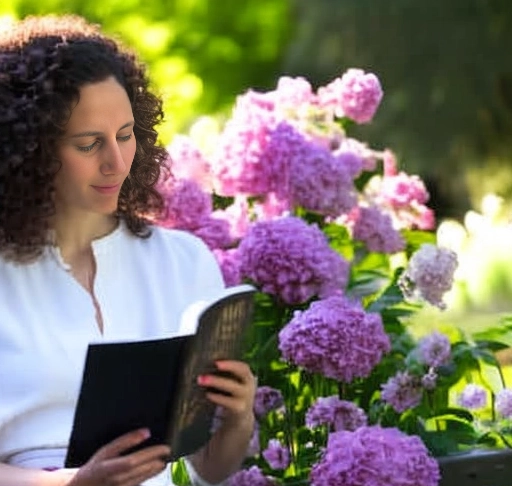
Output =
[
  {"x1": 198, "y1": 360, "x2": 256, "y2": 416},
  {"x1": 92, "y1": 428, "x2": 151, "y2": 462},
  {"x1": 70, "y1": 429, "x2": 171, "y2": 486}
]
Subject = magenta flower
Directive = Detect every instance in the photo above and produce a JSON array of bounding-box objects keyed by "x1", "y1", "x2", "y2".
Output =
[
  {"x1": 254, "y1": 386, "x2": 285, "y2": 419},
  {"x1": 381, "y1": 371, "x2": 423, "y2": 413},
  {"x1": 262, "y1": 439, "x2": 291, "y2": 470},
  {"x1": 166, "y1": 134, "x2": 212, "y2": 191},
  {"x1": 417, "y1": 331, "x2": 451, "y2": 367},
  {"x1": 399, "y1": 244, "x2": 458, "y2": 310},
  {"x1": 274, "y1": 75, "x2": 316, "y2": 108},
  {"x1": 278, "y1": 295, "x2": 390, "y2": 382},
  {"x1": 335, "y1": 138, "x2": 377, "y2": 173},
  {"x1": 495, "y1": 389, "x2": 512, "y2": 419},
  {"x1": 213, "y1": 248, "x2": 242, "y2": 286},
  {"x1": 317, "y1": 68, "x2": 383, "y2": 124},
  {"x1": 238, "y1": 216, "x2": 349, "y2": 304},
  {"x1": 252, "y1": 192, "x2": 291, "y2": 221},
  {"x1": 458, "y1": 384, "x2": 487, "y2": 410},
  {"x1": 305, "y1": 396, "x2": 367, "y2": 431},
  {"x1": 288, "y1": 141, "x2": 357, "y2": 217},
  {"x1": 227, "y1": 465, "x2": 276, "y2": 486},
  {"x1": 350, "y1": 205, "x2": 405, "y2": 254},
  {"x1": 210, "y1": 90, "x2": 283, "y2": 197},
  {"x1": 310, "y1": 426, "x2": 440, "y2": 486},
  {"x1": 158, "y1": 178, "x2": 212, "y2": 230},
  {"x1": 191, "y1": 216, "x2": 233, "y2": 250}
]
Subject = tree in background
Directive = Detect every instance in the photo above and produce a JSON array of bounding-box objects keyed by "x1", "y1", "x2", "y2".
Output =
[
  {"x1": 284, "y1": 0, "x2": 512, "y2": 219},
  {"x1": 0, "y1": 0, "x2": 293, "y2": 142}
]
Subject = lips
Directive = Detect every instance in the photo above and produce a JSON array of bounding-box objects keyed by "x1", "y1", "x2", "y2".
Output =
[{"x1": 91, "y1": 183, "x2": 121, "y2": 194}]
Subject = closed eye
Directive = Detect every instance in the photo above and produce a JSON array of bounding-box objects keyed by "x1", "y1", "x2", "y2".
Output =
[
  {"x1": 77, "y1": 141, "x2": 100, "y2": 153},
  {"x1": 117, "y1": 134, "x2": 132, "y2": 142}
]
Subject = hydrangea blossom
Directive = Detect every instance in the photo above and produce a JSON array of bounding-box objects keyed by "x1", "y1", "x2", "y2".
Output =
[
  {"x1": 349, "y1": 205, "x2": 405, "y2": 254},
  {"x1": 310, "y1": 426, "x2": 440, "y2": 486},
  {"x1": 191, "y1": 216, "x2": 233, "y2": 251},
  {"x1": 317, "y1": 68, "x2": 383, "y2": 124},
  {"x1": 398, "y1": 243, "x2": 458, "y2": 309},
  {"x1": 381, "y1": 371, "x2": 423, "y2": 413},
  {"x1": 305, "y1": 396, "x2": 367, "y2": 431},
  {"x1": 227, "y1": 465, "x2": 275, "y2": 486},
  {"x1": 158, "y1": 178, "x2": 212, "y2": 230},
  {"x1": 262, "y1": 439, "x2": 291, "y2": 470},
  {"x1": 166, "y1": 134, "x2": 212, "y2": 191},
  {"x1": 279, "y1": 295, "x2": 390, "y2": 382},
  {"x1": 458, "y1": 384, "x2": 487, "y2": 410},
  {"x1": 288, "y1": 140, "x2": 357, "y2": 217},
  {"x1": 254, "y1": 386, "x2": 285, "y2": 419},
  {"x1": 364, "y1": 172, "x2": 435, "y2": 230},
  {"x1": 238, "y1": 217, "x2": 349, "y2": 304},
  {"x1": 417, "y1": 331, "x2": 451, "y2": 367},
  {"x1": 213, "y1": 248, "x2": 242, "y2": 287},
  {"x1": 495, "y1": 388, "x2": 512, "y2": 419},
  {"x1": 274, "y1": 75, "x2": 315, "y2": 108}
]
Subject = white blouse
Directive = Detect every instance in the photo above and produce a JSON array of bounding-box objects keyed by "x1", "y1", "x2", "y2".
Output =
[{"x1": 0, "y1": 222, "x2": 225, "y2": 485}]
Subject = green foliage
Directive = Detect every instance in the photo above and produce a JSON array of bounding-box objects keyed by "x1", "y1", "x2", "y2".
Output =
[{"x1": 0, "y1": 0, "x2": 293, "y2": 143}]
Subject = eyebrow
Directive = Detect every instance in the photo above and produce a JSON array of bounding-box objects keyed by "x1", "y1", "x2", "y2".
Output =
[{"x1": 69, "y1": 121, "x2": 135, "y2": 139}]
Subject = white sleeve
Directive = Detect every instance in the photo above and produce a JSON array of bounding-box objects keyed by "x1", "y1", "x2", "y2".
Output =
[{"x1": 184, "y1": 458, "x2": 227, "y2": 486}]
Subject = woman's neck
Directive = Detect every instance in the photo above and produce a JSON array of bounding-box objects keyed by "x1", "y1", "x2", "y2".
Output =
[{"x1": 52, "y1": 211, "x2": 118, "y2": 262}]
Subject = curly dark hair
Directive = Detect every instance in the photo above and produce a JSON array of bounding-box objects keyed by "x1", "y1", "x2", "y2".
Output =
[{"x1": 0, "y1": 14, "x2": 168, "y2": 262}]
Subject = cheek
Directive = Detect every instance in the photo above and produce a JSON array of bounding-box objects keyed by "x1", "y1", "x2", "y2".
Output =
[{"x1": 123, "y1": 139, "x2": 137, "y2": 169}]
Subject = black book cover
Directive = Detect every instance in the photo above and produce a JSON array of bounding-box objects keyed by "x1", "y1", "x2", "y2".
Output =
[{"x1": 64, "y1": 284, "x2": 256, "y2": 468}]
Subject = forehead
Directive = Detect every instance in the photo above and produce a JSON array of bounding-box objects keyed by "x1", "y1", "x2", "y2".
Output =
[{"x1": 65, "y1": 76, "x2": 133, "y2": 132}]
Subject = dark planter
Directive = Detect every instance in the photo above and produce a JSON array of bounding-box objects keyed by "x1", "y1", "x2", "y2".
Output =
[{"x1": 437, "y1": 448, "x2": 512, "y2": 486}]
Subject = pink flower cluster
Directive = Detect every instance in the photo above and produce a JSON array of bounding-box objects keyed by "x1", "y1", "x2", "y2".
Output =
[
  {"x1": 238, "y1": 217, "x2": 349, "y2": 305},
  {"x1": 278, "y1": 295, "x2": 390, "y2": 382},
  {"x1": 365, "y1": 169, "x2": 435, "y2": 230},
  {"x1": 310, "y1": 426, "x2": 440, "y2": 486},
  {"x1": 317, "y1": 68, "x2": 383, "y2": 124},
  {"x1": 305, "y1": 396, "x2": 367, "y2": 431},
  {"x1": 399, "y1": 243, "x2": 458, "y2": 309}
]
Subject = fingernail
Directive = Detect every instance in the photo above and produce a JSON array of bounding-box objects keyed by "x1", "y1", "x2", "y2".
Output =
[
  {"x1": 197, "y1": 375, "x2": 207, "y2": 385},
  {"x1": 141, "y1": 428, "x2": 151, "y2": 439}
]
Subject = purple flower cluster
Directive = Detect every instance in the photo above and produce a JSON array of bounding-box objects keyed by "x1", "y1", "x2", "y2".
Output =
[
  {"x1": 399, "y1": 243, "x2": 458, "y2": 309},
  {"x1": 417, "y1": 331, "x2": 451, "y2": 367},
  {"x1": 317, "y1": 68, "x2": 383, "y2": 124},
  {"x1": 238, "y1": 217, "x2": 349, "y2": 304},
  {"x1": 262, "y1": 439, "x2": 291, "y2": 470},
  {"x1": 287, "y1": 140, "x2": 357, "y2": 217},
  {"x1": 350, "y1": 205, "x2": 405, "y2": 254},
  {"x1": 305, "y1": 396, "x2": 367, "y2": 431},
  {"x1": 278, "y1": 295, "x2": 390, "y2": 382},
  {"x1": 253, "y1": 386, "x2": 285, "y2": 419},
  {"x1": 421, "y1": 368, "x2": 438, "y2": 390},
  {"x1": 495, "y1": 388, "x2": 512, "y2": 419},
  {"x1": 158, "y1": 178, "x2": 212, "y2": 230},
  {"x1": 310, "y1": 426, "x2": 440, "y2": 486},
  {"x1": 227, "y1": 465, "x2": 275, "y2": 486},
  {"x1": 212, "y1": 248, "x2": 242, "y2": 287},
  {"x1": 381, "y1": 371, "x2": 423, "y2": 413},
  {"x1": 458, "y1": 384, "x2": 487, "y2": 410}
]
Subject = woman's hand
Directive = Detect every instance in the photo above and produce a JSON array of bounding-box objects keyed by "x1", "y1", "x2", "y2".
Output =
[
  {"x1": 65, "y1": 428, "x2": 170, "y2": 486},
  {"x1": 198, "y1": 360, "x2": 256, "y2": 427}
]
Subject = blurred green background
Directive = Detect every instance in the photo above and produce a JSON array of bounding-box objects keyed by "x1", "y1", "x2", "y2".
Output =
[{"x1": 2, "y1": 0, "x2": 512, "y2": 222}]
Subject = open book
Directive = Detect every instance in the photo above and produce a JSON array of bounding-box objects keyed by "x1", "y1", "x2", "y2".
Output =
[{"x1": 64, "y1": 284, "x2": 256, "y2": 468}]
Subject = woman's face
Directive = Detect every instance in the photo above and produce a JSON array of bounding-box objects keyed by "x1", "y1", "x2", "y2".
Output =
[{"x1": 54, "y1": 76, "x2": 136, "y2": 217}]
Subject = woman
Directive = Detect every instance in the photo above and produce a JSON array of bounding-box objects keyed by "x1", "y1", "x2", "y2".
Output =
[{"x1": 0, "y1": 14, "x2": 255, "y2": 486}]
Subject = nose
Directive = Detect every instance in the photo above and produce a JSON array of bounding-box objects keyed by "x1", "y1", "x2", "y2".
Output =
[{"x1": 100, "y1": 139, "x2": 127, "y2": 175}]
